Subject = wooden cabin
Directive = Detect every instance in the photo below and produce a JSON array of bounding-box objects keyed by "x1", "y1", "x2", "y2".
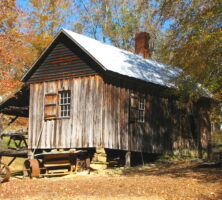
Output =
[{"x1": 1, "y1": 29, "x2": 211, "y2": 162}]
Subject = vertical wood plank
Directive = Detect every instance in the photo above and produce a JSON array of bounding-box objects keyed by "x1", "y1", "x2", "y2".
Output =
[
  {"x1": 94, "y1": 76, "x2": 102, "y2": 147},
  {"x1": 117, "y1": 86, "x2": 121, "y2": 150},
  {"x1": 71, "y1": 78, "x2": 78, "y2": 147},
  {"x1": 102, "y1": 82, "x2": 108, "y2": 148},
  {"x1": 33, "y1": 83, "x2": 40, "y2": 148},
  {"x1": 28, "y1": 84, "x2": 34, "y2": 149},
  {"x1": 88, "y1": 76, "x2": 93, "y2": 147},
  {"x1": 82, "y1": 77, "x2": 88, "y2": 147},
  {"x1": 98, "y1": 76, "x2": 104, "y2": 147}
]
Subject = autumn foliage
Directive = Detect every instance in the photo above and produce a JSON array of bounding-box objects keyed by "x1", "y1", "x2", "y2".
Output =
[
  {"x1": 157, "y1": 0, "x2": 222, "y2": 101},
  {"x1": 0, "y1": 0, "x2": 221, "y2": 101},
  {"x1": 0, "y1": 0, "x2": 30, "y2": 96}
]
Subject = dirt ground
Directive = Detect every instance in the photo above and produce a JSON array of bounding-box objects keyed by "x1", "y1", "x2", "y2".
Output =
[{"x1": 0, "y1": 160, "x2": 221, "y2": 200}]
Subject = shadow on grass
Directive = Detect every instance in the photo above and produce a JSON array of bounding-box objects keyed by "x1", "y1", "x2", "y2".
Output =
[{"x1": 11, "y1": 170, "x2": 23, "y2": 176}]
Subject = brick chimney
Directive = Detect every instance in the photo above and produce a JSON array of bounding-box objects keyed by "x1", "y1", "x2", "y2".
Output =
[{"x1": 135, "y1": 32, "x2": 150, "y2": 59}]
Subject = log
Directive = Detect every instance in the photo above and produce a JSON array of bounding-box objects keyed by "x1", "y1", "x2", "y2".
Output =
[
  {"x1": 0, "y1": 149, "x2": 28, "y2": 157},
  {"x1": 1, "y1": 130, "x2": 28, "y2": 137}
]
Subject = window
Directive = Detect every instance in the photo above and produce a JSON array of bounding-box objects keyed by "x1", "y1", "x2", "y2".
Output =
[
  {"x1": 138, "y1": 97, "x2": 145, "y2": 123},
  {"x1": 129, "y1": 94, "x2": 146, "y2": 123},
  {"x1": 59, "y1": 90, "x2": 71, "y2": 117},
  {"x1": 44, "y1": 90, "x2": 71, "y2": 120}
]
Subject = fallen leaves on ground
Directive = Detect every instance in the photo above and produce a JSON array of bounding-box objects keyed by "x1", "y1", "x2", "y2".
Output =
[{"x1": 0, "y1": 161, "x2": 221, "y2": 200}]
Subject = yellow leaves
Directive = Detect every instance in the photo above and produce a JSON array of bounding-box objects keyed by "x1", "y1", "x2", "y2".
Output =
[
  {"x1": 206, "y1": 11, "x2": 213, "y2": 17},
  {"x1": 27, "y1": 31, "x2": 53, "y2": 56},
  {"x1": 25, "y1": 0, "x2": 73, "y2": 56},
  {"x1": 41, "y1": 15, "x2": 49, "y2": 21}
]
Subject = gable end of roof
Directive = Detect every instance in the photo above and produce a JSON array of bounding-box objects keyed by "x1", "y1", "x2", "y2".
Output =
[{"x1": 21, "y1": 29, "x2": 107, "y2": 83}]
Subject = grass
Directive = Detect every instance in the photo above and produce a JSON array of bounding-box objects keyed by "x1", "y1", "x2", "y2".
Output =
[
  {"x1": 156, "y1": 152, "x2": 202, "y2": 163},
  {"x1": 1, "y1": 136, "x2": 11, "y2": 149},
  {"x1": 1, "y1": 136, "x2": 27, "y2": 172},
  {"x1": 2, "y1": 157, "x2": 26, "y2": 172},
  {"x1": 1, "y1": 136, "x2": 27, "y2": 149}
]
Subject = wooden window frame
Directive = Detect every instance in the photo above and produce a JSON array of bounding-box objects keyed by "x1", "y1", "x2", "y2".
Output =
[
  {"x1": 44, "y1": 90, "x2": 71, "y2": 120},
  {"x1": 129, "y1": 93, "x2": 146, "y2": 123},
  {"x1": 58, "y1": 90, "x2": 71, "y2": 118},
  {"x1": 137, "y1": 97, "x2": 145, "y2": 123}
]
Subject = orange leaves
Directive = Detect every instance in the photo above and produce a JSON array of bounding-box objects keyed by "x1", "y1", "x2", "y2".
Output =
[
  {"x1": 0, "y1": 1, "x2": 35, "y2": 97},
  {"x1": 0, "y1": 0, "x2": 74, "y2": 97},
  {"x1": 0, "y1": 70, "x2": 21, "y2": 96},
  {"x1": 0, "y1": 1, "x2": 26, "y2": 76},
  {"x1": 0, "y1": 79, "x2": 21, "y2": 96}
]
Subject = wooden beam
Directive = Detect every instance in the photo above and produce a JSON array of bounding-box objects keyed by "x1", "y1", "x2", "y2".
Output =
[{"x1": 0, "y1": 149, "x2": 28, "y2": 157}]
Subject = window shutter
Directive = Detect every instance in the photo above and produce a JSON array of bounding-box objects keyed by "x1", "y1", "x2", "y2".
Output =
[
  {"x1": 44, "y1": 93, "x2": 57, "y2": 120},
  {"x1": 129, "y1": 94, "x2": 139, "y2": 122}
]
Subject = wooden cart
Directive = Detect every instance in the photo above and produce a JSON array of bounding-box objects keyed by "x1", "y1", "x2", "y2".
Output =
[
  {"x1": 23, "y1": 151, "x2": 90, "y2": 178},
  {"x1": 1, "y1": 131, "x2": 91, "y2": 181}
]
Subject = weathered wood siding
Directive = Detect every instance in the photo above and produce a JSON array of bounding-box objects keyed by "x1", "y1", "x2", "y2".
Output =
[
  {"x1": 27, "y1": 35, "x2": 97, "y2": 83},
  {"x1": 102, "y1": 80, "x2": 130, "y2": 151},
  {"x1": 29, "y1": 73, "x2": 210, "y2": 154},
  {"x1": 101, "y1": 79, "x2": 171, "y2": 153},
  {"x1": 28, "y1": 75, "x2": 103, "y2": 149},
  {"x1": 101, "y1": 77, "x2": 210, "y2": 154}
]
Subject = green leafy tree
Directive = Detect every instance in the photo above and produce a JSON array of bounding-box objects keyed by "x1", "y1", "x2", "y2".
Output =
[
  {"x1": 156, "y1": 0, "x2": 222, "y2": 100},
  {"x1": 72, "y1": 0, "x2": 162, "y2": 56}
]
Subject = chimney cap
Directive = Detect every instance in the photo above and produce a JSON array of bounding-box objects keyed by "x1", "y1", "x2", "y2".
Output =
[{"x1": 135, "y1": 32, "x2": 150, "y2": 39}]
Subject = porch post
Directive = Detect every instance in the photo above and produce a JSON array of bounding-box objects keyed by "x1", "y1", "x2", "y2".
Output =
[{"x1": 125, "y1": 151, "x2": 131, "y2": 167}]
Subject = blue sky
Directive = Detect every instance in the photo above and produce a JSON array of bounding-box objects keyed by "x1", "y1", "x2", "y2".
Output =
[{"x1": 16, "y1": 0, "x2": 173, "y2": 40}]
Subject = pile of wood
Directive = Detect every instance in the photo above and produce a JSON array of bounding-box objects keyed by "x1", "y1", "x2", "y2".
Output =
[{"x1": 90, "y1": 148, "x2": 108, "y2": 170}]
